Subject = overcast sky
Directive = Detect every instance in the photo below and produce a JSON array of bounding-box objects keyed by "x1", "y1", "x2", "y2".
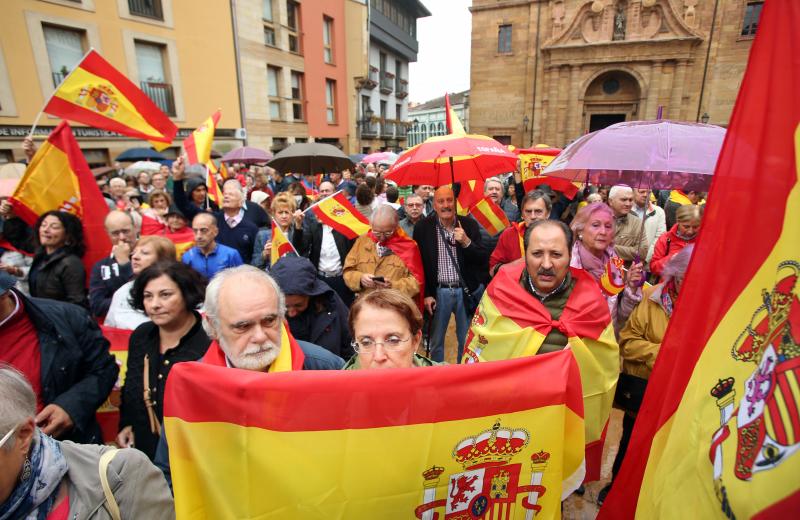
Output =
[{"x1": 408, "y1": 0, "x2": 472, "y2": 104}]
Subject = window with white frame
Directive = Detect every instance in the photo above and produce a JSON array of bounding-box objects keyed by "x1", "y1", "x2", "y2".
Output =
[
  {"x1": 267, "y1": 66, "x2": 281, "y2": 120},
  {"x1": 323, "y1": 16, "x2": 334, "y2": 64},
  {"x1": 325, "y1": 79, "x2": 336, "y2": 123},
  {"x1": 43, "y1": 24, "x2": 86, "y2": 87}
]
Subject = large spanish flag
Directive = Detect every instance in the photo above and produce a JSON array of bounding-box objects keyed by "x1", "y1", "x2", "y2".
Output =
[
  {"x1": 183, "y1": 110, "x2": 221, "y2": 166},
  {"x1": 470, "y1": 195, "x2": 511, "y2": 236},
  {"x1": 515, "y1": 147, "x2": 579, "y2": 199},
  {"x1": 308, "y1": 191, "x2": 370, "y2": 239},
  {"x1": 164, "y1": 353, "x2": 585, "y2": 519},
  {"x1": 43, "y1": 50, "x2": 177, "y2": 150},
  {"x1": 270, "y1": 220, "x2": 297, "y2": 266},
  {"x1": 10, "y1": 121, "x2": 111, "y2": 274},
  {"x1": 600, "y1": 2, "x2": 800, "y2": 518},
  {"x1": 464, "y1": 263, "x2": 619, "y2": 482},
  {"x1": 96, "y1": 325, "x2": 132, "y2": 443}
]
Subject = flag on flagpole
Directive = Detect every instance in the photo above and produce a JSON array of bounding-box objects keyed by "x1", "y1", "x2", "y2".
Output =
[
  {"x1": 270, "y1": 220, "x2": 297, "y2": 266},
  {"x1": 183, "y1": 110, "x2": 221, "y2": 166},
  {"x1": 601, "y1": 2, "x2": 800, "y2": 518},
  {"x1": 10, "y1": 121, "x2": 111, "y2": 274},
  {"x1": 308, "y1": 191, "x2": 370, "y2": 239},
  {"x1": 42, "y1": 50, "x2": 177, "y2": 150},
  {"x1": 456, "y1": 179, "x2": 484, "y2": 216},
  {"x1": 445, "y1": 93, "x2": 465, "y2": 135},
  {"x1": 164, "y1": 354, "x2": 586, "y2": 518},
  {"x1": 218, "y1": 161, "x2": 230, "y2": 180},
  {"x1": 206, "y1": 168, "x2": 223, "y2": 206},
  {"x1": 515, "y1": 147, "x2": 578, "y2": 199},
  {"x1": 469, "y1": 196, "x2": 511, "y2": 236}
]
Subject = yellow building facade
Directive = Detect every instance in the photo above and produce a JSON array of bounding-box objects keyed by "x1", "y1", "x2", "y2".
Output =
[{"x1": 0, "y1": 0, "x2": 243, "y2": 165}]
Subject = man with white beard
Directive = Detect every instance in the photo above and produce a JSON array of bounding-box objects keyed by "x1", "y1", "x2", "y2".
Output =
[{"x1": 153, "y1": 265, "x2": 343, "y2": 487}]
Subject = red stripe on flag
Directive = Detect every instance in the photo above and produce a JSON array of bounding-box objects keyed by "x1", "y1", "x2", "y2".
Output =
[{"x1": 165, "y1": 353, "x2": 584, "y2": 431}]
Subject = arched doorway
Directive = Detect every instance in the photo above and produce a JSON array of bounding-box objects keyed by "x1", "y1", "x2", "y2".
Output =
[{"x1": 583, "y1": 70, "x2": 642, "y2": 132}]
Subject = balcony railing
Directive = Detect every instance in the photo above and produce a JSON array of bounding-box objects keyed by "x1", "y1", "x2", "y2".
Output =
[
  {"x1": 396, "y1": 79, "x2": 409, "y2": 99},
  {"x1": 380, "y1": 72, "x2": 394, "y2": 94},
  {"x1": 129, "y1": 0, "x2": 163, "y2": 20},
  {"x1": 380, "y1": 120, "x2": 395, "y2": 138},
  {"x1": 360, "y1": 120, "x2": 378, "y2": 137},
  {"x1": 52, "y1": 71, "x2": 68, "y2": 88},
  {"x1": 396, "y1": 124, "x2": 408, "y2": 139},
  {"x1": 140, "y1": 81, "x2": 176, "y2": 116}
]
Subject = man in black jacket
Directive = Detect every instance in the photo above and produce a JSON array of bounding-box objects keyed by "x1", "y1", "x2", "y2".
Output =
[
  {"x1": 88, "y1": 210, "x2": 136, "y2": 318},
  {"x1": 0, "y1": 271, "x2": 118, "y2": 443},
  {"x1": 413, "y1": 186, "x2": 488, "y2": 363}
]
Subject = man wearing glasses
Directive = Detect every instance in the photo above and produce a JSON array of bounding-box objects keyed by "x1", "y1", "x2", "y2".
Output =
[
  {"x1": 88, "y1": 210, "x2": 137, "y2": 319},
  {"x1": 399, "y1": 193, "x2": 425, "y2": 237}
]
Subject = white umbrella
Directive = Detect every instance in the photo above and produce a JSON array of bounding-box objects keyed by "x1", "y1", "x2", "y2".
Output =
[{"x1": 125, "y1": 161, "x2": 163, "y2": 175}]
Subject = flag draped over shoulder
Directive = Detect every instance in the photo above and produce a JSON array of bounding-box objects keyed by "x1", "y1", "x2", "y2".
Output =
[
  {"x1": 183, "y1": 110, "x2": 221, "y2": 166},
  {"x1": 164, "y1": 354, "x2": 585, "y2": 519},
  {"x1": 601, "y1": 2, "x2": 800, "y2": 518},
  {"x1": 10, "y1": 121, "x2": 111, "y2": 274},
  {"x1": 309, "y1": 191, "x2": 370, "y2": 239},
  {"x1": 43, "y1": 50, "x2": 177, "y2": 150},
  {"x1": 140, "y1": 214, "x2": 194, "y2": 260},
  {"x1": 464, "y1": 263, "x2": 619, "y2": 482},
  {"x1": 368, "y1": 230, "x2": 425, "y2": 310},
  {"x1": 270, "y1": 221, "x2": 296, "y2": 266},
  {"x1": 470, "y1": 196, "x2": 511, "y2": 236}
]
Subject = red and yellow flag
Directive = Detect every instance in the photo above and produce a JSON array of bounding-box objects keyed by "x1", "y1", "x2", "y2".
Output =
[
  {"x1": 469, "y1": 196, "x2": 511, "y2": 236},
  {"x1": 456, "y1": 179, "x2": 484, "y2": 216},
  {"x1": 668, "y1": 189, "x2": 693, "y2": 205},
  {"x1": 96, "y1": 325, "x2": 131, "y2": 443},
  {"x1": 270, "y1": 220, "x2": 297, "y2": 266},
  {"x1": 516, "y1": 147, "x2": 580, "y2": 199},
  {"x1": 164, "y1": 354, "x2": 585, "y2": 518},
  {"x1": 464, "y1": 263, "x2": 619, "y2": 482},
  {"x1": 601, "y1": 2, "x2": 800, "y2": 517},
  {"x1": 10, "y1": 121, "x2": 111, "y2": 274},
  {"x1": 445, "y1": 92, "x2": 466, "y2": 135},
  {"x1": 43, "y1": 50, "x2": 177, "y2": 150},
  {"x1": 309, "y1": 191, "x2": 370, "y2": 239},
  {"x1": 206, "y1": 170, "x2": 223, "y2": 206},
  {"x1": 183, "y1": 110, "x2": 221, "y2": 166},
  {"x1": 140, "y1": 214, "x2": 194, "y2": 260}
]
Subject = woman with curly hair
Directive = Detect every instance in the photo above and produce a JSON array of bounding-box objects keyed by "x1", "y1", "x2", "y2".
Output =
[{"x1": 28, "y1": 211, "x2": 87, "y2": 306}]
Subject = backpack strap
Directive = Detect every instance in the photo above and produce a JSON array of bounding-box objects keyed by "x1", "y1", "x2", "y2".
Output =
[{"x1": 99, "y1": 449, "x2": 122, "y2": 520}]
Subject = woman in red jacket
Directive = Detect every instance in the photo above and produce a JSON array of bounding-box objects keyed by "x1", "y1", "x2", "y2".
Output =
[{"x1": 650, "y1": 204, "x2": 703, "y2": 277}]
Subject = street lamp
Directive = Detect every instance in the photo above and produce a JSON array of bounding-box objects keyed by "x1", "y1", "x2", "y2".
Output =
[
  {"x1": 364, "y1": 106, "x2": 374, "y2": 122},
  {"x1": 701, "y1": 112, "x2": 710, "y2": 124}
]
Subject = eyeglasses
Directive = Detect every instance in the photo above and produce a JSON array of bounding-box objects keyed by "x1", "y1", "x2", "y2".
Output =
[
  {"x1": 372, "y1": 230, "x2": 394, "y2": 239},
  {"x1": 351, "y1": 336, "x2": 411, "y2": 353},
  {"x1": 0, "y1": 424, "x2": 19, "y2": 449}
]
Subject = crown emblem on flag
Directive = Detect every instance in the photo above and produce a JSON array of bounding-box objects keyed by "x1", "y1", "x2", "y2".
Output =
[
  {"x1": 709, "y1": 377, "x2": 735, "y2": 399},
  {"x1": 331, "y1": 205, "x2": 346, "y2": 217},
  {"x1": 77, "y1": 84, "x2": 119, "y2": 116},
  {"x1": 422, "y1": 466, "x2": 445, "y2": 481},
  {"x1": 530, "y1": 451, "x2": 551, "y2": 464},
  {"x1": 452, "y1": 420, "x2": 530, "y2": 467}
]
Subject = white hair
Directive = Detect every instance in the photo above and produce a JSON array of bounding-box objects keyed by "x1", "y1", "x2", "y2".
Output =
[
  {"x1": 109, "y1": 177, "x2": 126, "y2": 188},
  {"x1": 484, "y1": 177, "x2": 504, "y2": 193},
  {"x1": 370, "y1": 204, "x2": 399, "y2": 226},
  {"x1": 608, "y1": 185, "x2": 633, "y2": 201},
  {"x1": 203, "y1": 265, "x2": 286, "y2": 338},
  {"x1": 0, "y1": 365, "x2": 36, "y2": 451}
]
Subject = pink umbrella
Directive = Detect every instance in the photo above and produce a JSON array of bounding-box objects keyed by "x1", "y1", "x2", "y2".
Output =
[
  {"x1": 543, "y1": 120, "x2": 726, "y2": 191},
  {"x1": 221, "y1": 146, "x2": 273, "y2": 164},
  {"x1": 361, "y1": 151, "x2": 396, "y2": 164}
]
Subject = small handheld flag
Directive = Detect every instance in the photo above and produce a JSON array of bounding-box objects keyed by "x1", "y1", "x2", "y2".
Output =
[
  {"x1": 270, "y1": 220, "x2": 297, "y2": 266},
  {"x1": 469, "y1": 196, "x2": 511, "y2": 236},
  {"x1": 307, "y1": 191, "x2": 370, "y2": 239}
]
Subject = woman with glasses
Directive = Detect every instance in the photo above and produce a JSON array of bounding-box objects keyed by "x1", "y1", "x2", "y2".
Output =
[
  {"x1": 0, "y1": 365, "x2": 174, "y2": 519},
  {"x1": 344, "y1": 289, "x2": 440, "y2": 370}
]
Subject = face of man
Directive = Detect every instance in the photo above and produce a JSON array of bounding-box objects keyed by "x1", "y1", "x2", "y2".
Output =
[
  {"x1": 214, "y1": 277, "x2": 283, "y2": 371},
  {"x1": 105, "y1": 212, "x2": 136, "y2": 247},
  {"x1": 190, "y1": 185, "x2": 207, "y2": 205},
  {"x1": 484, "y1": 180, "x2": 503, "y2": 204},
  {"x1": 686, "y1": 191, "x2": 702, "y2": 204},
  {"x1": 151, "y1": 173, "x2": 167, "y2": 190},
  {"x1": 433, "y1": 187, "x2": 455, "y2": 223},
  {"x1": 109, "y1": 179, "x2": 127, "y2": 199},
  {"x1": 222, "y1": 182, "x2": 243, "y2": 211},
  {"x1": 285, "y1": 294, "x2": 310, "y2": 318},
  {"x1": 633, "y1": 189, "x2": 649, "y2": 208},
  {"x1": 609, "y1": 190, "x2": 634, "y2": 217},
  {"x1": 137, "y1": 172, "x2": 150, "y2": 186},
  {"x1": 521, "y1": 198, "x2": 549, "y2": 225},
  {"x1": 525, "y1": 224, "x2": 570, "y2": 293},
  {"x1": 329, "y1": 172, "x2": 342, "y2": 184},
  {"x1": 192, "y1": 214, "x2": 218, "y2": 250},
  {"x1": 371, "y1": 214, "x2": 397, "y2": 244},
  {"x1": 318, "y1": 181, "x2": 335, "y2": 198},
  {"x1": 415, "y1": 185, "x2": 434, "y2": 201},
  {"x1": 404, "y1": 195, "x2": 424, "y2": 221}
]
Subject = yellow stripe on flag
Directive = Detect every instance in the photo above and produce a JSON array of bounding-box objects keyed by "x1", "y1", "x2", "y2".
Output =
[{"x1": 12, "y1": 141, "x2": 80, "y2": 217}]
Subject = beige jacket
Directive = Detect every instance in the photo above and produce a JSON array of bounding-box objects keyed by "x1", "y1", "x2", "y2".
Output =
[
  {"x1": 61, "y1": 441, "x2": 175, "y2": 519},
  {"x1": 613, "y1": 213, "x2": 649, "y2": 261},
  {"x1": 342, "y1": 234, "x2": 420, "y2": 300}
]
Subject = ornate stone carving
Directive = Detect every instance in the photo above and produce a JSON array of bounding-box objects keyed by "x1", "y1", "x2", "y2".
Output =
[
  {"x1": 684, "y1": 0, "x2": 698, "y2": 28},
  {"x1": 613, "y1": 3, "x2": 627, "y2": 41},
  {"x1": 552, "y1": 1, "x2": 566, "y2": 31}
]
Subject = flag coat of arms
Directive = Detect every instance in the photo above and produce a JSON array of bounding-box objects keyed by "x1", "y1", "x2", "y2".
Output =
[
  {"x1": 309, "y1": 191, "x2": 370, "y2": 239},
  {"x1": 43, "y1": 50, "x2": 177, "y2": 150},
  {"x1": 515, "y1": 148, "x2": 578, "y2": 199},
  {"x1": 601, "y1": 2, "x2": 800, "y2": 517},
  {"x1": 164, "y1": 354, "x2": 586, "y2": 519}
]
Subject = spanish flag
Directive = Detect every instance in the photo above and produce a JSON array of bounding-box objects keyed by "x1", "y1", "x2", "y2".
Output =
[
  {"x1": 456, "y1": 179, "x2": 484, "y2": 216},
  {"x1": 601, "y1": 2, "x2": 800, "y2": 517},
  {"x1": 308, "y1": 191, "x2": 370, "y2": 239},
  {"x1": 445, "y1": 92, "x2": 465, "y2": 135},
  {"x1": 469, "y1": 196, "x2": 511, "y2": 236},
  {"x1": 464, "y1": 263, "x2": 619, "y2": 482},
  {"x1": 43, "y1": 50, "x2": 177, "y2": 150},
  {"x1": 183, "y1": 110, "x2": 221, "y2": 166},
  {"x1": 218, "y1": 161, "x2": 230, "y2": 180},
  {"x1": 164, "y1": 353, "x2": 586, "y2": 518},
  {"x1": 140, "y1": 214, "x2": 194, "y2": 260},
  {"x1": 270, "y1": 220, "x2": 297, "y2": 266},
  {"x1": 10, "y1": 121, "x2": 111, "y2": 275},
  {"x1": 668, "y1": 189, "x2": 693, "y2": 205},
  {"x1": 368, "y1": 230, "x2": 426, "y2": 310},
  {"x1": 96, "y1": 325, "x2": 132, "y2": 443},
  {"x1": 516, "y1": 147, "x2": 579, "y2": 199},
  {"x1": 206, "y1": 170, "x2": 223, "y2": 206}
]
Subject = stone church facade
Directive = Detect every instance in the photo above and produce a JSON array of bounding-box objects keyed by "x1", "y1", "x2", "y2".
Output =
[{"x1": 469, "y1": 0, "x2": 760, "y2": 148}]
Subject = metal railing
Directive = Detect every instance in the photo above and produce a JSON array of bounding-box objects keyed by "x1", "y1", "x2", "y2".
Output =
[
  {"x1": 395, "y1": 124, "x2": 407, "y2": 138},
  {"x1": 380, "y1": 72, "x2": 394, "y2": 94},
  {"x1": 360, "y1": 120, "x2": 378, "y2": 137},
  {"x1": 140, "y1": 81, "x2": 175, "y2": 116},
  {"x1": 52, "y1": 71, "x2": 68, "y2": 88},
  {"x1": 380, "y1": 121, "x2": 395, "y2": 138},
  {"x1": 128, "y1": 0, "x2": 163, "y2": 20}
]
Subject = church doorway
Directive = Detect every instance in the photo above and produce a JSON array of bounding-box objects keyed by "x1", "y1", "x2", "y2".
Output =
[
  {"x1": 583, "y1": 70, "x2": 642, "y2": 133},
  {"x1": 589, "y1": 113, "x2": 626, "y2": 132}
]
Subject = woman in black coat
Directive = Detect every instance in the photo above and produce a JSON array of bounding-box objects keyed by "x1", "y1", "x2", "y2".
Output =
[
  {"x1": 28, "y1": 211, "x2": 87, "y2": 306},
  {"x1": 116, "y1": 262, "x2": 210, "y2": 460}
]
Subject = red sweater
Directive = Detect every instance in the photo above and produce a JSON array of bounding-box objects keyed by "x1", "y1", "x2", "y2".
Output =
[
  {"x1": 489, "y1": 223, "x2": 525, "y2": 276},
  {"x1": 0, "y1": 294, "x2": 44, "y2": 411}
]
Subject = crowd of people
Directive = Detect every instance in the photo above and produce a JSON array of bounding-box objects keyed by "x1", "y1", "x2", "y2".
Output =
[{"x1": 0, "y1": 141, "x2": 706, "y2": 516}]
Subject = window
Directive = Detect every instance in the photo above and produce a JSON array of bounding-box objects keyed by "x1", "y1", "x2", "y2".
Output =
[
  {"x1": 128, "y1": 0, "x2": 163, "y2": 20},
  {"x1": 262, "y1": 0, "x2": 273, "y2": 21},
  {"x1": 394, "y1": 59, "x2": 401, "y2": 90},
  {"x1": 272, "y1": 137, "x2": 288, "y2": 153},
  {"x1": 290, "y1": 71, "x2": 304, "y2": 120},
  {"x1": 498, "y1": 24, "x2": 512, "y2": 53},
  {"x1": 264, "y1": 27, "x2": 276, "y2": 46},
  {"x1": 83, "y1": 149, "x2": 109, "y2": 169},
  {"x1": 325, "y1": 79, "x2": 336, "y2": 123},
  {"x1": 323, "y1": 16, "x2": 334, "y2": 64},
  {"x1": 379, "y1": 52, "x2": 387, "y2": 75},
  {"x1": 287, "y1": 1, "x2": 301, "y2": 53},
  {"x1": 135, "y1": 41, "x2": 175, "y2": 116},
  {"x1": 741, "y1": 1, "x2": 763, "y2": 36},
  {"x1": 43, "y1": 25, "x2": 86, "y2": 87},
  {"x1": 395, "y1": 103, "x2": 401, "y2": 120},
  {"x1": 267, "y1": 66, "x2": 281, "y2": 120}
]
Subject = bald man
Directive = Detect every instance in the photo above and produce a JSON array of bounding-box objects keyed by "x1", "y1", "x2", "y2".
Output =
[
  {"x1": 412, "y1": 186, "x2": 488, "y2": 362},
  {"x1": 182, "y1": 212, "x2": 243, "y2": 279},
  {"x1": 89, "y1": 210, "x2": 137, "y2": 318}
]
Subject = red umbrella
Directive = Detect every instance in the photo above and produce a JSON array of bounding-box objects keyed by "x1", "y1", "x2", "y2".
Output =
[{"x1": 385, "y1": 134, "x2": 517, "y2": 187}]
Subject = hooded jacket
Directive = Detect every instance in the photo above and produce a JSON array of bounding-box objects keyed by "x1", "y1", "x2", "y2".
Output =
[
  {"x1": 650, "y1": 224, "x2": 696, "y2": 277},
  {"x1": 271, "y1": 256, "x2": 353, "y2": 360}
]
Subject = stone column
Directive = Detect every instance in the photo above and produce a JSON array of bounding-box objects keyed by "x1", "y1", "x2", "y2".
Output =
[
  {"x1": 565, "y1": 65, "x2": 581, "y2": 143},
  {"x1": 544, "y1": 66, "x2": 559, "y2": 145},
  {"x1": 556, "y1": 65, "x2": 570, "y2": 146},
  {"x1": 644, "y1": 61, "x2": 663, "y2": 120},
  {"x1": 669, "y1": 60, "x2": 688, "y2": 120}
]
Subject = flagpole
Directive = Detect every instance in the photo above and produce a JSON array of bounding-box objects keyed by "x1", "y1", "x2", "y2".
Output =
[
  {"x1": 301, "y1": 189, "x2": 344, "y2": 214},
  {"x1": 28, "y1": 47, "x2": 95, "y2": 139}
]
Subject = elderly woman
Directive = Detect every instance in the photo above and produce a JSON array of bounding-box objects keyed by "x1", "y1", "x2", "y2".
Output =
[
  {"x1": 28, "y1": 211, "x2": 87, "y2": 307},
  {"x1": 344, "y1": 289, "x2": 439, "y2": 369},
  {"x1": 570, "y1": 202, "x2": 643, "y2": 333},
  {"x1": 142, "y1": 190, "x2": 173, "y2": 224},
  {"x1": 650, "y1": 204, "x2": 703, "y2": 277},
  {"x1": 0, "y1": 366, "x2": 174, "y2": 519},
  {"x1": 252, "y1": 192, "x2": 300, "y2": 269},
  {"x1": 116, "y1": 262, "x2": 209, "y2": 460},
  {"x1": 598, "y1": 245, "x2": 694, "y2": 505},
  {"x1": 104, "y1": 236, "x2": 176, "y2": 329}
]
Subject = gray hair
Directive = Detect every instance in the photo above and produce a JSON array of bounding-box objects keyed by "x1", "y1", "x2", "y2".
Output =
[
  {"x1": 608, "y1": 185, "x2": 633, "y2": 201},
  {"x1": 662, "y1": 244, "x2": 695, "y2": 283},
  {"x1": 203, "y1": 265, "x2": 286, "y2": 338},
  {"x1": 522, "y1": 189, "x2": 552, "y2": 213},
  {"x1": 370, "y1": 204, "x2": 399, "y2": 226},
  {"x1": 109, "y1": 177, "x2": 126, "y2": 188},
  {"x1": 0, "y1": 365, "x2": 36, "y2": 451},
  {"x1": 484, "y1": 176, "x2": 504, "y2": 193}
]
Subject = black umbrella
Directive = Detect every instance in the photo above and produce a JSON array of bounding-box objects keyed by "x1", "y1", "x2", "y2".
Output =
[
  {"x1": 116, "y1": 147, "x2": 167, "y2": 162},
  {"x1": 266, "y1": 143, "x2": 354, "y2": 174}
]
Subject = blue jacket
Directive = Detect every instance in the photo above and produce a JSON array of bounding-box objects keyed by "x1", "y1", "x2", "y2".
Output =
[{"x1": 182, "y1": 242, "x2": 243, "y2": 279}]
